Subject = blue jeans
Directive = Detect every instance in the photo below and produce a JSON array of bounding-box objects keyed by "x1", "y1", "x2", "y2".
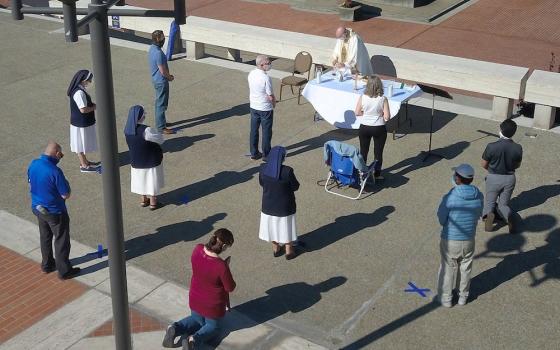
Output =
[
  {"x1": 250, "y1": 108, "x2": 273, "y2": 157},
  {"x1": 153, "y1": 81, "x2": 169, "y2": 131},
  {"x1": 174, "y1": 310, "x2": 220, "y2": 344}
]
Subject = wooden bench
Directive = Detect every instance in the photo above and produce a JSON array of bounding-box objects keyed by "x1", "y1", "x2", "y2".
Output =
[
  {"x1": 181, "y1": 16, "x2": 530, "y2": 122},
  {"x1": 524, "y1": 70, "x2": 560, "y2": 130}
]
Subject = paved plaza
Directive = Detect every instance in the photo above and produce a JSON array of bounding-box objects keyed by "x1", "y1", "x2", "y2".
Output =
[{"x1": 1, "y1": 10, "x2": 560, "y2": 350}]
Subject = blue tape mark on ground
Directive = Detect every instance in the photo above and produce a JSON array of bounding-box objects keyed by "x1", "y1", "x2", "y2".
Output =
[
  {"x1": 97, "y1": 244, "x2": 104, "y2": 259},
  {"x1": 404, "y1": 282, "x2": 430, "y2": 297}
]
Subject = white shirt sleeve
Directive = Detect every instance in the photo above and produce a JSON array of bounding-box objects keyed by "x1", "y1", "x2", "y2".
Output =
[
  {"x1": 265, "y1": 75, "x2": 273, "y2": 96},
  {"x1": 143, "y1": 127, "x2": 164, "y2": 145},
  {"x1": 73, "y1": 90, "x2": 88, "y2": 109}
]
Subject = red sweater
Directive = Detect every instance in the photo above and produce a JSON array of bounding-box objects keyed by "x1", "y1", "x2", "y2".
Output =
[{"x1": 188, "y1": 244, "x2": 236, "y2": 319}]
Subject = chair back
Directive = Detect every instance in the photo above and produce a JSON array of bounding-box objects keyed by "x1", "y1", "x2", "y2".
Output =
[
  {"x1": 294, "y1": 51, "x2": 313, "y2": 76},
  {"x1": 327, "y1": 145, "x2": 358, "y2": 186}
]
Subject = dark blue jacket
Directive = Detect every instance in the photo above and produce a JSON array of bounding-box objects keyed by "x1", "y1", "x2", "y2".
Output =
[
  {"x1": 70, "y1": 87, "x2": 96, "y2": 127},
  {"x1": 259, "y1": 165, "x2": 299, "y2": 217},
  {"x1": 125, "y1": 125, "x2": 163, "y2": 169}
]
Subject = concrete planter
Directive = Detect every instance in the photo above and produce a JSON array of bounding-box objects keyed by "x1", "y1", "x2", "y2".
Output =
[{"x1": 338, "y1": 3, "x2": 362, "y2": 21}]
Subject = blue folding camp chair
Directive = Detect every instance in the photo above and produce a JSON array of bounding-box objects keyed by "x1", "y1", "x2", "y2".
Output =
[{"x1": 323, "y1": 141, "x2": 376, "y2": 200}]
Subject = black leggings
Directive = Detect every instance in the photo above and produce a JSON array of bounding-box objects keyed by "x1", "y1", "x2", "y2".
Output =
[{"x1": 358, "y1": 124, "x2": 387, "y2": 176}]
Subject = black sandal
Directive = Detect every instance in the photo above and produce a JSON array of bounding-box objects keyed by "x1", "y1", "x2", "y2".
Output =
[{"x1": 273, "y1": 246, "x2": 284, "y2": 257}]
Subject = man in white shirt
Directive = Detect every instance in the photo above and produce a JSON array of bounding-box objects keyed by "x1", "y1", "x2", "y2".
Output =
[
  {"x1": 331, "y1": 27, "x2": 373, "y2": 76},
  {"x1": 248, "y1": 55, "x2": 276, "y2": 161}
]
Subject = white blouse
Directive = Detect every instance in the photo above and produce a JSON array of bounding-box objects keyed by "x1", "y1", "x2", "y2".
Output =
[{"x1": 359, "y1": 95, "x2": 386, "y2": 127}]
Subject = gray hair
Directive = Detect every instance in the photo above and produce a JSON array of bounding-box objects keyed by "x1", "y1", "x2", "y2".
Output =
[{"x1": 255, "y1": 55, "x2": 269, "y2": 67}]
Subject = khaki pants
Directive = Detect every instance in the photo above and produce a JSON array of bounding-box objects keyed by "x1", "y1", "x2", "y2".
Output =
[{"x1": 437, "y1": 238, "x2": 475, "y2": 302}]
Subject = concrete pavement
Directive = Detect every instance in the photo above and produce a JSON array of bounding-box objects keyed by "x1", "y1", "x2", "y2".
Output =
[{"x1": 1, "y1": 10, "x2": 560, "y2": 349}]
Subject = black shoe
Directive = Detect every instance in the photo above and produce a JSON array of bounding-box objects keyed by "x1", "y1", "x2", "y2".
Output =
[
  {"x1": 162, "y1": 324, "x2": 176, "y2": 348},
  {"x1": 182, "y1": 337, "x2": 195, "y2": 350},
  {"x1": 59, "y1": 267, "x2": 81, "y2": 280},
  {"x1": 250, "y1": 153, "x2": 262, "y2": 160},
  {"x1": 42, "y1": 266, "x2": 56, "y2": 274}
]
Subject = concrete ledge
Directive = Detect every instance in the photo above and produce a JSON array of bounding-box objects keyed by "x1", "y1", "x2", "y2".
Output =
[
  {"x1": 524, "y1": 70, "x2": 560, "y2": 107},
  {"x1": 533, "y1": 104, "x2": 557, "y2": 130},
  {"x1": 182, "y1": 16, "x2": 528, "y2": 100},
  {"x1": 492, "y1": 96, "x2": 514, "y2": 121},
  {"x1": 524, "y1": 70, "x2": 560, "y2": 129}
]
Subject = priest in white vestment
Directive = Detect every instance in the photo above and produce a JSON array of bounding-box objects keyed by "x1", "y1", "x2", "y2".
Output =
[{"x1": 331, "y1": 27, "x2": 374, "y2": 76}]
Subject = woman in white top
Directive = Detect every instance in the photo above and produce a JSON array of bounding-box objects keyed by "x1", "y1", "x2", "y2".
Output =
[
  {"x1": 354, "y1": 75, "x2": 390, "y2": 179},
  {"x1": 67, "y1": 70, "x2": 100, "y2": 173}
]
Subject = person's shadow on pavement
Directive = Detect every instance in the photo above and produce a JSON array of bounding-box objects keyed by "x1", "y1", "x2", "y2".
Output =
[
  {"x1": 158, "y1": 167, "x2": 260, "y2": 206},
  {"x1": 76, "y1": 213, "x2": 226, "y2": 275},
  {"x1": 208, "y1": 276, "x2": 347, "y2": 348},
  {"x1": 470, "y1": 217, "x2": 559, "y2": 301},
  {"x1": 299, "y1": 206, "x2": 395, "y2": 253}
]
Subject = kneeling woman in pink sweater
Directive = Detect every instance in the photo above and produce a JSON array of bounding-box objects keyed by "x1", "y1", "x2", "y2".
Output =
[{"x1": 162, "y1": 229, "x2": 236, "y2": 350}]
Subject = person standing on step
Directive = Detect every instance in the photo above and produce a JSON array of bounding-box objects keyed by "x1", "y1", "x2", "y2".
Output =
[
  {"x1": 248, "y1": 55, "x2": 275, "y2": 161},
  {"x1": 149, "y1": 30, "x2": 176, "y2": 135},
  {"x1": 27, "y1": 141, "x2": 81, "y2": 280},
  {"x1": 436, "y1": 164, "x2": 483, "y2": 307},
  {"x1": 67, "y1": 69, "x2": 100, "y2": 173},
  {"x1": 481, "y1": 119, "x2": 523, "y2": 233},
  {"x1": 163, "y1": 229, "x2": 236, "y2": 350},
  {"x1": 124, "y1": 105, "x2": 165, "y2": 210}
]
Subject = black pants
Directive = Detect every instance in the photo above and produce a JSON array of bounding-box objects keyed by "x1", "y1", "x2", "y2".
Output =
[
  {"x1": 358, "y1": 124, "x2": 387, "y2": 176},
  {"x1": 35, "y1": 211, "x2": 72, "y2": 276}
]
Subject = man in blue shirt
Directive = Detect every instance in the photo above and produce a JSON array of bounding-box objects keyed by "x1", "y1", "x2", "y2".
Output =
[
  {"x1": 436, "y1": 164, "x2": 483, "y2": 307},
  {"x1": 148, "y1": 30, "x2": 175, "y2": 135},
  {"x1": 28, "y1": 141, "x2": 80, "y2": 279}
]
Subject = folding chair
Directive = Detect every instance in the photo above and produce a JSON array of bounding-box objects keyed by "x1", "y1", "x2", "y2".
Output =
[
  {"x1": 279, "y1": 51, "x2": 313, "y2": 104},
  {"x1": 323, "y1": 141, "x2": 376, "y2": 200}
]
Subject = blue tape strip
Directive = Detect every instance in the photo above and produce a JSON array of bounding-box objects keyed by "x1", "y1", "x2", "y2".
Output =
[{"x1": 404, "y1": 282, "x2": 430, "y2": 297}]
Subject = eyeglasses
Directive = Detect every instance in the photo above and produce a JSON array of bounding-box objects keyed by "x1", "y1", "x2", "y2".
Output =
[{"x1": 261, "y1": 62, "x2": 271, "y2": 66}]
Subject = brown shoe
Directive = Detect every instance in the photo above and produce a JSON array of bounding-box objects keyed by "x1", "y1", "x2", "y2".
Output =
[
  {"x1": 484, "y1": 213, "x2": 494, "y2": 232},
  {"x1": 162, "y1": 128, "x2": 176, "y2": 135},
  {"x1": 508, "y1": 218, "x2": 516, "y2": 234}
]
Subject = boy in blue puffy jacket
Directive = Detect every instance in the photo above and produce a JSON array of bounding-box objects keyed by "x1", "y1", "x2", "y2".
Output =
[{"x1": 436, "y1": 164, "x2": 483, "y2": 307}]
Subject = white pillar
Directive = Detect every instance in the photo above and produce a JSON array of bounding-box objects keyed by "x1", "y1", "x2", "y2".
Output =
[
  {"x1": 492, "y1": 96, "x2": 514, "y2": 121},
  {"x1": 186, "y1": 41, "x2": 204, "y2": 60},
  {"x1": 533, "y1": 104, "x2": 556, "y2": 130}
]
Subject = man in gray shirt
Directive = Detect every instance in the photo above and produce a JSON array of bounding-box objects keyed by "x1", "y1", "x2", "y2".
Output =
[{"x1": 481, "y1": 119, "x2": 523, "y2": 233}]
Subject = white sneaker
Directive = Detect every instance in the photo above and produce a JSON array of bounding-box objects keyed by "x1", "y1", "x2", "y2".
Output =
[
  {"x1": 458, "y1": 296, "x2": 468, "y2": 306},
  {"x1": 439, "y1": 298, "x2": 452, "y2": 308}
]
